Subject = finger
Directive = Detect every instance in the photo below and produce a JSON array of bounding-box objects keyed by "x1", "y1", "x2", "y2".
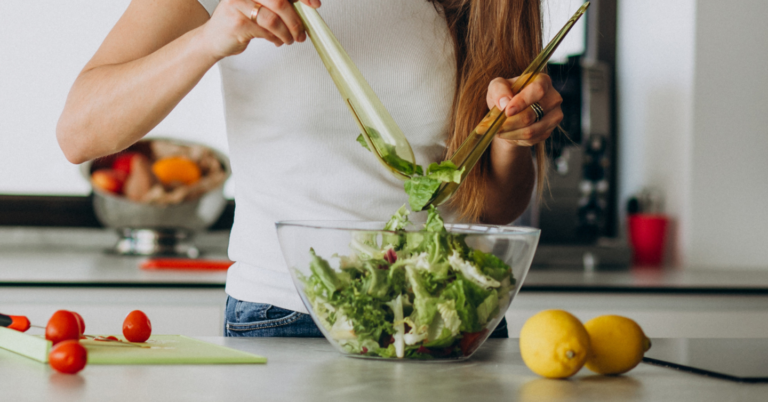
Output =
[
  {"x1": 497, "y1": 107, "x2": 563, "y2": 146},
  {"x1": 259, "y1": 0, "x2": 305, "y2": 42},
  {"x1": 249, "y1": 24, "x2": 283, "y2": 46},
  {"x1": 503, "y1": 74, "x2": 553, "y2": 117},
  {"x1": 486, "y1": 77, "x2": 515, "y2": 113},
  {"x1": 231, "y1": 0, "x2": 287, "y2": 45},
  {"x1": 500, "y1": 88, "x2": 562, "y2": 133},
  {"x1": 254, "y1": 6, "x2": 296, "y2": 44},
  {"x1": 299, "y1": 0, "x2": 321, "y2": 8}
]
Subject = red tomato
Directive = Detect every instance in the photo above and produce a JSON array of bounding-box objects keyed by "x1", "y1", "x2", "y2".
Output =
[
  {"x1": 459, "y1": 329, "x2": 489, "y2": 356},
  {"x1": 70, "y1": 311, "x2": 85, "y2": 336},
  {"x1": 46, "y1": 310, "x2": 81, "y2": 345},
  {"x1": 122, "y1": 310, "x2": 152, "y2": 343},
  {"x1": 91, "y1": 169, "x2": 126, "y2": 194},
  {"x1": 49, "y1": 340, "x2": 87, "y2": 374},
  {"x1": 112, "y1": 152, "x2": 139, "y2": 175}
]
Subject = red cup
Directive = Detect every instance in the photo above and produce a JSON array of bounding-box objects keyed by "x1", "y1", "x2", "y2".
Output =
[{"x1": 628, "y1": 214, "x2": 668, "y2": 266}]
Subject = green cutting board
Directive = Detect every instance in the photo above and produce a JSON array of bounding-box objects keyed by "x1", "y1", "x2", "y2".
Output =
[
  {"x1": 84, "y1": 335, "x2": 266, "y2": 364},
  {"x1": 0, "y1": 328, "x2": 266, "y2": 365}
]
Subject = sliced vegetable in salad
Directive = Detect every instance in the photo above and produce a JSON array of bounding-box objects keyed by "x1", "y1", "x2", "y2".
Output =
[{"x1": 301, "y1": 205, "x2": 515, "y2": 359}]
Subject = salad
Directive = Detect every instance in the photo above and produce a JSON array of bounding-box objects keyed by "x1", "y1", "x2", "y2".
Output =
[
  {"x1": 356, "y1": 128, "x2": 464, "y2": 211},
  {"x1": 300, "y1": 206, "x2": 516, "y2": 359}
]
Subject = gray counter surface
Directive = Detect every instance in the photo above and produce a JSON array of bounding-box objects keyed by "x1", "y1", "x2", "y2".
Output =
[
  {"x1": 2, "y1": 247, "x2": 768, "y2": 293},
  {"x1": 1, "y1": 338, "x2": 765, "y2": 402}
]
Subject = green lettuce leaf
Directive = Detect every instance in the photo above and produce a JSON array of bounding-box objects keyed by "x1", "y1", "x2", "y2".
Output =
[
  {"x1": 383, "y1": 204, "x2": 411, "y2": 231},
  {"x1": 375, "y1": 344, "x2": 398, "y2": 358},
  {"x1": 476, "y1": 290, "x2": 499, "y2": 326},
  {"x1": 425, "y1": 161, "x2": 463, "y2": 184},
  {"x1": 404, "y1": 176, "x2": 441, "y2": 212},
  {"x1": 365, "y1": 127, "x2": 422, "y2": 177},
  {"x1": 405, "y1": 266, "x2": 439, "y2": 331},
  {"x1": 403, "y1": 162, "x2": 464, "y2": 211},
  {"x1": 448, "y1": 251, "x2": 501, "y2": 289},
  {"x1": 423, "y1": 205, "x2": 446, "y2": 233},
  {"x1": 361, "y1": 261, "x2": 391, "y2": 300},
  {"x1": 309, "y1": 249, "x2": 342, "y2": 293},
  {"x1": 471, "y1": 249, "x2": 512, "y2": 282},
  {"x1": 356, "y1": 134, "x2": 371, "y2": 152}
]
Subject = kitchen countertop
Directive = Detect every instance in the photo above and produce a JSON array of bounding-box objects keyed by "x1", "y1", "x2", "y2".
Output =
[
  {"x1": 0, "y1": 249, "x2": 228, "y2": 287},
  {"x1": 1, "y1": 338, "x2": 765, "y2": 402},
  {"x1": 3, "y1": 247, "x2": 768, "y2": 293}
]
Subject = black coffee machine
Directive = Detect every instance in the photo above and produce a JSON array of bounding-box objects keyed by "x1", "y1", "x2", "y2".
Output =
[
  {"x1": 526, "y1": 55, "x2": 630, "y2": 269},
  {"x1": 538, "y1": 56, "x2": 611, "y2": 244}
]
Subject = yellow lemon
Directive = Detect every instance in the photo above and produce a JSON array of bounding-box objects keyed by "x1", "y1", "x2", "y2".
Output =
[
  {"x1": 584, "y1": 315, "x2": 651, "y2": 375},
  {"x1": 519, "y1": 310, "x2": 590, "y2": 378}
]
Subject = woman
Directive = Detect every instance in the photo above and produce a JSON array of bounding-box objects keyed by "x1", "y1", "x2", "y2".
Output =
[{"x1": 57, "y1": 0, "x2": 562, "y2": 337}]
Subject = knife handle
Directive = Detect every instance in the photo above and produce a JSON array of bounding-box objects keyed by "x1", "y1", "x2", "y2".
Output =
[
  {"x1": 0, "y1": 313, "x2": 31, "y2": 332},
  {"x1": 140, "y1": 258, "x2": 233, "y2": 271}
]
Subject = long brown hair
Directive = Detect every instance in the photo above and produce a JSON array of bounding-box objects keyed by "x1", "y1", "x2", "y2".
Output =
[{"x1": 430, "y1": 0, "x2": 546, "y2": 222}]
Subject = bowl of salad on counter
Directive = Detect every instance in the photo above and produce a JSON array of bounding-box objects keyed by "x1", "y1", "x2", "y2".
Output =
[{"x1": 277, "y1": 206, "x2": 540, "y2": 361}]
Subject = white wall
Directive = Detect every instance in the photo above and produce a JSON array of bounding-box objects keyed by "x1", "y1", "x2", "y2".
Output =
[
  {"x1": 0, "y1": 1, "x2": 230, "y2": 196},
  {"x1": 616, "y1": 0, "x2": 697, "y2": 265},
  {"x1": 541, "y1": 0, "x2": 586, "y2": 63},
  {"x1": 687, "y1": 1, "x2": 768, "y2": 268},
  {"x1": 618, "y1": 0, "x2": 768, "y2": 269}
]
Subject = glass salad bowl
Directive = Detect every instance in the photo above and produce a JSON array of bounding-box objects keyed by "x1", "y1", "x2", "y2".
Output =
[{"x1": 276, "y1": 212, "x2": 540, "y2": 361}]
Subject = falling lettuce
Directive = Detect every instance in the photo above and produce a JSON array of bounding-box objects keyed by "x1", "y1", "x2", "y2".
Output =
[
  {"x1": 356, "y1": 131, "x2": 463, "y2": 211},
  {"x1": 300, "y1": 206, "x2": 516, "y2": 359}
]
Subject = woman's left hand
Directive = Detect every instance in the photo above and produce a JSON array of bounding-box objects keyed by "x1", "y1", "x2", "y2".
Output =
[{"x1": 486, "y1": 74, "x2": 563, "y2": 147}]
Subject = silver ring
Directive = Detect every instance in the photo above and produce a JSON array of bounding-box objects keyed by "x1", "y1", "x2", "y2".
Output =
[
  {"x1": 250, "y1": 3, "x2": 262, "y2": 22},
  {"x1": 530, "y1": 103, "x2": 544, "y2": 123}
]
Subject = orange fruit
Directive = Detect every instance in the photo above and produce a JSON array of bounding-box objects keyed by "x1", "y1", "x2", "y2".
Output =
[{"x1": 151, "y1": 156, "x2": 201, "y2": 186}]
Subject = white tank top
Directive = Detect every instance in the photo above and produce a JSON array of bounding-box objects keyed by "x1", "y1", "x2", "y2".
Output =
[{"x1": 199, "y1": 0, "x2": 456, "y2": 312}]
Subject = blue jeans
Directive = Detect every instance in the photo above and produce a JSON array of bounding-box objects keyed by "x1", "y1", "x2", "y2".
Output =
[{"x1": 223, "y1": 296, "x2": 509, "y2": 338}]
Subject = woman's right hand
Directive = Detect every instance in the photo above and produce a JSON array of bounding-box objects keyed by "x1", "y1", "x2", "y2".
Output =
[{"x1": 199, "y1": 0, "x2": 320, "y2": 60}]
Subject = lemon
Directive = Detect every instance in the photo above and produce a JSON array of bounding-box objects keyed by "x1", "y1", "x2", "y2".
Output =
[
  {"x1": 519, "y1": 310, "x2": 590, "y2": 378},
  {"x1": 584, "y1": 315, "x2": 651, "y2": 375}
]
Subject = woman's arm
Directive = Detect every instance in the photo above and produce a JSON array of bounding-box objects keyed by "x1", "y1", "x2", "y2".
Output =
[
  {"x1": 482, "y1": 75, "x2": 563, "y2": 224},
  {"x1": 57, "y1": 0, "x2": 317, "y2": 164}
]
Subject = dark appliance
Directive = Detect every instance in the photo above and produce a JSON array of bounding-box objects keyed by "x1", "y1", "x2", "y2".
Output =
[{"x1": 537, "y1": 56, "x2": 613, "y2": 245}]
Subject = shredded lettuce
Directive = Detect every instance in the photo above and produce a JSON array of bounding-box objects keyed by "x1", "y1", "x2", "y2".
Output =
[
  {"x1": 301, "y1": 204, "x2": 515, "y2": 359},
  {"x1": 403, "y1": 162, "x2": 465, "y2": 211},
  {"x1": 355, "y1": 132, "x2": 463, "y2": 211}
]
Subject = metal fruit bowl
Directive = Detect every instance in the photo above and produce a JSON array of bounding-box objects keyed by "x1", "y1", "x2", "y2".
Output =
[
  {"x1": 276, "y1": 220, "x2": 540, "y2": 361},
  {"x1": 80, "y1": 138, "x2": 231, "y2": 256}
]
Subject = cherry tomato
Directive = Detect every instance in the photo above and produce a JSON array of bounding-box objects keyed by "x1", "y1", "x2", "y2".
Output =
[
  {"x1": 459, "y1": 329, "x2": 489, "y2": 356},
  {"x1": 49, "y1": 340, "x2": 87, "y2": 374},
  {"x1": 112, "y1": 152, "x2": 139, "y2": 175},
  {"x1": 70, "y1": 311, "x2": 85, "y2": 336},
  {"x1": 122, "y1": 310, "x2": 152, "y2": 343},
  {"x1": 46, "y1": 310, "x2": 81, "y2": 345}
]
